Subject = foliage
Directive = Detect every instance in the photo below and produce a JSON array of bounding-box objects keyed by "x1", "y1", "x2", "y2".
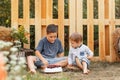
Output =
[
  {"x1": 11, "y1": 26, "x2": 29, "y2": 44},
  {"x1": 115, "y1": 0, "x2": 120, "y2": 18},
  {"x1": 0, "y1": 0, "x2": 11, "y2": 27},
  {"x1": 53, "y1": 0, "x2": 68, "y2": 19},
  {"x1": 0, "y1": 40, "x2": 26, "y2": 80},
  {"x1": 30, "y1": 25, "x2": 35, "y2": 49}
]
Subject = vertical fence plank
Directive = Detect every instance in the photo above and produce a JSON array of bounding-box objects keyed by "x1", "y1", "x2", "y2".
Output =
[
  {"x1": 87, "y1": 0, "x2": 94, "y2": 51},
  {"x1": 58, "y1": 0, "x2": 64, "y2": 48},
  {"x1": 11, "y1": 0, "x2": 18, "y2": 28},
  {"x1": 98, "y1": 0, "x2": 105, "y2": 61},
  {"x1": 105, "y1": 0, "x2": 109, "y2": 19},
  {"x1": 69, "y1": 0, "x2": 76, "y2": 35},
  {"x1": 23, "y1": 0, "x2": 30, "y2": 48},
  {"x1": 76, "y1": 0, "x2": 83, "y2": 35},
  {"x1": 109, "y1": 0, "x2": 116, "y2": 62},
  {"x1": 41, "y1": 0, "x2": 46, "y2": 18},
  {"x1": 35, "y1": 0, "x2": 42, "y2": 47},
  {"x1": 46, "y1": 0, "x2": 53, "y2": 25},
  {"x1": 105, "y1": 0, "x2": 110, "y2": 60}
]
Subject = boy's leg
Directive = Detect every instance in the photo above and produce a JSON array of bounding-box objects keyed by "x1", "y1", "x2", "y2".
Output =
[
  {"x1": 82, "y1": 61, "x2": 88, "y2": 74},
  {"x1": 75, "y1": 57, "x2": 83, "y2": 70},
  {"x1": 53, "y1": 59, "x2": 68, "y2": 67},
  {"x1": 48, "y1": 57, "x2": 68, "y2": 67},
  {"x1": 27, "y1": 56, "x2": 37, "y2": 73}
]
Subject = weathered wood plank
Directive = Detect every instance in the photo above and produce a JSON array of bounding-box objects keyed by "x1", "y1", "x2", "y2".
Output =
[
  {"x1": 87, "y1": 0, "x2": 94, "y2": 51},
  {"x1": 76, "y1": 0, "x2": 83, "y2": 35},
  {"x1": 23, "y1": 0, "x2": 30, "y2": 48},
  {"x1": 109, "y1": 0, "x2": 116, "y2": 62},
  {"x1": 69, "y1": 0, "x2": 76, "y2": 35},
  {"x1": 46, "y1": 0, "x2": 52, "y2": 25},
  {"x1": 11, "y1": 0, "x2": 18, "y2": 28},
  {"x1": 35, "y1": 0, "x2": 42, "y2": 47},
  {"x1": 98, "y1": 0, "x2": 105, "y2": 61},
  {"x1": 58, "y1": 0, "x2": 64, "y2": 48}
]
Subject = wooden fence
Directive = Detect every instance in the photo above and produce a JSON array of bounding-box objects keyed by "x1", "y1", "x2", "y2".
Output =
[{"x1": 11, "y1": 0, "x2": 120, "y2": 62}]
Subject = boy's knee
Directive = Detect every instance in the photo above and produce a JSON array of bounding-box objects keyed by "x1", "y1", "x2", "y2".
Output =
[
  {"x1": 75, "y1": 56, "x2": 79, "y2": 61},
  {"x1": 81, "y1": 61, "x2": 86, "y2": 64},
  {"x1": 27, "y1": 56, "x2": 34, "y2": 60}
]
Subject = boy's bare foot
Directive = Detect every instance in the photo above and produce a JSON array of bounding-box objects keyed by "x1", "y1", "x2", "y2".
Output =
[
  {"x1": 83, "y1": 69, "x2": 90, "y2": 74},
  {"x1": 28, "y1": 69, "x2": 36, "y2": 74},
  {"x1": 67, "y1": 65, "x2": 79, "y2": 70},
  {"x1": 87, "y1": 69, "x2": 90, "y2": 73}
]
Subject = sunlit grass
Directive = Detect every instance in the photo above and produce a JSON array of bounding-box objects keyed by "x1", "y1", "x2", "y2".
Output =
[{"x1": 23, "y1": 71, "x2": 70, "y2": 80}]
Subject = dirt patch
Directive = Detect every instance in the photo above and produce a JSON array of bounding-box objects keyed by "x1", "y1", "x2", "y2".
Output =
[{"x1": 38, "y1": 62, "x2": 120, "y2": 80}]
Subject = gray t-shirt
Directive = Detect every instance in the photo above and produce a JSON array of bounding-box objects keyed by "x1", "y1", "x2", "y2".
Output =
[{"x1": 36, "y1": 37, "x2": 64, "y2": 58}]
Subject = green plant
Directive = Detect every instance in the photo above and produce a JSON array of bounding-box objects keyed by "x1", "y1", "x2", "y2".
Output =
[
  {"x1": 0, "y1": 40, "x2": 26, "y2": 80},
  {"x1": 11, "y1": 26, "x2": 29, "y2": 45}
]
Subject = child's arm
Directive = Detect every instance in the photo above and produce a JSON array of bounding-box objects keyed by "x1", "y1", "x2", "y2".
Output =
[
  {"x1": 85, "y1": 46, "x2": 93, "y2": 60},
  {"x1": 35, "y1": 50, "x2": 48, "y2": 67},
  {"x1": 57, "y1": 52, "x2": 64, "y2": 57},
  {"x1": 87, "y1": 55, "x2": 93, "y2": 60}
]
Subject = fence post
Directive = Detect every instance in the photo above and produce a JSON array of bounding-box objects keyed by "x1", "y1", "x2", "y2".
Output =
[{"x1": 11, "y1": 0, "x2": 18, "y2": 28}]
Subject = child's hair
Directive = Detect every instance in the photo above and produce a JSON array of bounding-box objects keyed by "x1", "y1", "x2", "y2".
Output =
[
  {"x1": 69, "y1": 32, "x2": 83, "y2": 43},
  {"x1": 46, "y1": 24, "x2": 58, "y2": 34}
]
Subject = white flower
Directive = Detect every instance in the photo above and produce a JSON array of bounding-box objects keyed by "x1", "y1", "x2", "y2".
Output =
[
  {"x1": 18, "y1": 57, "x2": 26, "y2": 65},
  {"x1": 21, "y1": 64, "x2": 26, "y2": 68},
  {"x1": 10, "y1": 55, "x2": 17, "y2": 61},
  {"x1": 14, "y1": 65, "x2": 21, "y2": 71},
  {"x1": 2, "y1": 51, "x2": 9, "y2": 56},
  {"x1": 0, "y1": 45, "x2": 4, "y2": 49},
  {"x1": 14, "y1": 76, "x2": 22, "y2": 80},
  {"x1": 10, "y1": 47, "x2": 18, "y2": 53},
  {"x1": 14, "y1": 40, "x2": 21, "y2": 44},
  {"x1": 10, "y1": 60, "x2": 16, "y2": 66},
  {"x1": 0, "y1": 41, "x2": 13, "y2": 48},
  {"x1": 4, "y1": 57, "x2": 9, "y2": 63},
  {"x1": 6, "y1": 42, "x2": 13, "y2": 46}
]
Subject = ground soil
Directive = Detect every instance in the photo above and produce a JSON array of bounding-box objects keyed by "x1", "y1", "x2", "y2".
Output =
[{"x1": 39, "y1": 62, "x2": 120, "y2": 80}]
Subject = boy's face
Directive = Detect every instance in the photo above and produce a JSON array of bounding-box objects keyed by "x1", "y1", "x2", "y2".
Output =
[
  {"x1": 46, "y1": 32, "x2": 57, "y2": 43},
  {"x1": 70, "y1": 40, "x2": 80, "y2": 48}
]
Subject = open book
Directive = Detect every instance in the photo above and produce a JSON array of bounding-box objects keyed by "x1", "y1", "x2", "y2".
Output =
[{"x1": 41, "y1": 65, "x2": 63, "y2": 73}]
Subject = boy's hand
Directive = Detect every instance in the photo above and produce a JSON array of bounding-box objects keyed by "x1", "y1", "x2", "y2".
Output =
[
  {"x1": 42, "y1": 59, "x2": 48, "y2": 67},
  {"x1": 87, "y1": 55, "x2": 93, "y2": 60}
]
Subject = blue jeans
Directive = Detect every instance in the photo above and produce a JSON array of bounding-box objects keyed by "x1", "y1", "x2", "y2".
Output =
[{"x1": 34, "y1": 57, "x2": 67, "y2": 67}]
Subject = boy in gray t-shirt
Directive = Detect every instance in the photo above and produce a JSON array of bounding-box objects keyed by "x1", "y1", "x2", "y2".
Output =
[
  {"x1": 67, "y1": 32, "x2": 93, "y2": 74},
  {"x1": 27, "y1": 24, "x2": 67, "y2": 73}
]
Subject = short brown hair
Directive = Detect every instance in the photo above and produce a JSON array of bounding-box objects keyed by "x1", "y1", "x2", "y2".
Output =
[
  {"x1": 69, "y1": 32, "x2": 83, "y2": 43},
  {"x1": 46, "y1": 24, "x2": 57, "y2": 34}
]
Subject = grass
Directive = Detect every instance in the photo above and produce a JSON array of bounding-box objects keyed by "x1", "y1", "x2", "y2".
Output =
[
  {"x1": 8, "y1": 61, "x2": 120, "y2": 80},
  {"x1": 23, "y1": 72, "x2": 69, "y2": 80}
]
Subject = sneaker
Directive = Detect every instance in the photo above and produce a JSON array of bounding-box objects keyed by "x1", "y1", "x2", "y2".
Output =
[{"x1": 42, "y1": 67, "x2": 63, "y2": 73}]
